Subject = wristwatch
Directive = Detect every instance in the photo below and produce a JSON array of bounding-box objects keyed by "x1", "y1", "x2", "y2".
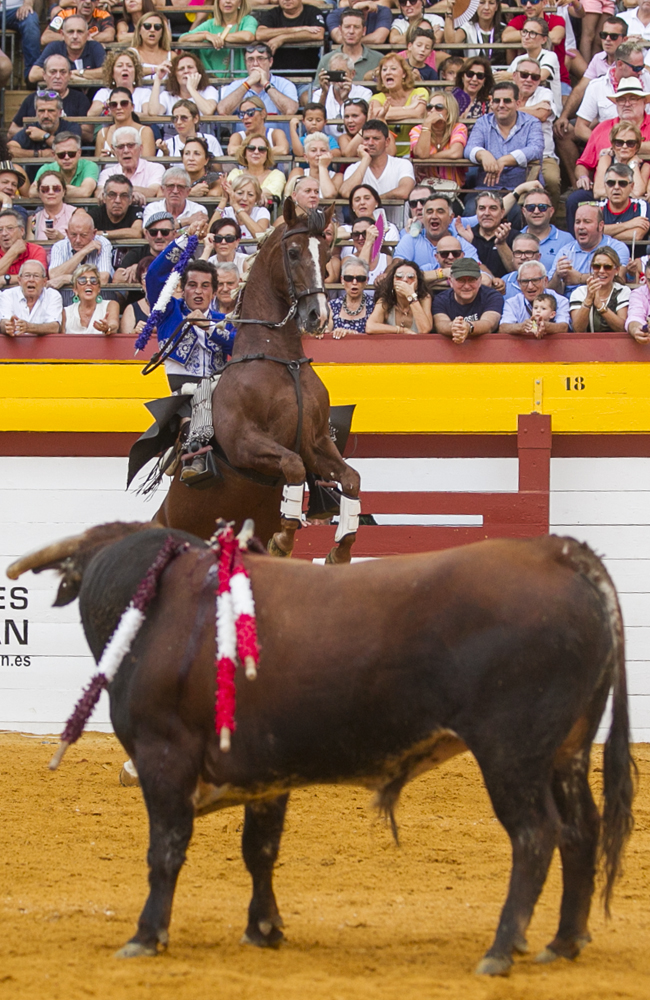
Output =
[
  {"x1": 263, "y1": 83, "x2": 272, "y2": 92},
  {"x1": 4, "y1": 274, "x2": 11, "y2": 285},
  {"x1": 407, "y1": 293, "x2": 417, "y2": 303},
  {"x1": 467, "y1": 320, "x2": 475, "y2": 335}
]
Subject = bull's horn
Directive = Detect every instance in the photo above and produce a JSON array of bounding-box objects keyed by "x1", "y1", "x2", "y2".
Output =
[{"x1": 6, "y1": 531, "x2": 90, "y2": 580}]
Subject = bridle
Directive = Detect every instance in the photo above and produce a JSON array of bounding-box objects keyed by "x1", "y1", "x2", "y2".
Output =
[{"x1": 231, "y1": 220, "x2": 327, "y2": 329}]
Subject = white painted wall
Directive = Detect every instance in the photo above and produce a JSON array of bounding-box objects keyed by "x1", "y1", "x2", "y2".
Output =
[{"x1": 0, "y1": 456, "x2": 647, "y2": 740}]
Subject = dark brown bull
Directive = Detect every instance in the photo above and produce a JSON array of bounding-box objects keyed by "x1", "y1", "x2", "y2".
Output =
[{"x1": 7, "y1": 524, "x2": 635, "y2": 976}]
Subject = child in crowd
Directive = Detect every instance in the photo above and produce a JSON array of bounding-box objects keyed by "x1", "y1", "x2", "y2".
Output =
[
  {"x1": 400, "y1": 24, "x2": 438, "y2": 81},
  {"x1": 290, "y1": 103, "x2": 340, "y2": 157},
  {"x1": 441, "y1": 56, "x2": 464, "y2": 83},
  {"x1": 531, "y1": 292, "x2": 557, "y2": 337}
]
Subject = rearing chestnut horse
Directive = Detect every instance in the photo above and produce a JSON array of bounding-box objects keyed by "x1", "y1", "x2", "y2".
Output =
[{"x1": 156, "y1": 199, "x2": 361, "y2": 563}]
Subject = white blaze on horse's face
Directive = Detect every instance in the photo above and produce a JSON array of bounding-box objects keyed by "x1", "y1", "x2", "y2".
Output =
[{"x1": 299, "y1": 235, "x2": 328, "y2": 336}]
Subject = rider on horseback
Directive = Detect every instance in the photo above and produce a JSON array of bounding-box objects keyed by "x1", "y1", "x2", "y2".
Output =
[{"x1": 145, "y1": 219, "x2": 236, "y2": 484}]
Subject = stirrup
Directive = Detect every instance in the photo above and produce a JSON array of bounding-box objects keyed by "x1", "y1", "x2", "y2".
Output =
[{"x1": 180, "y1": 447, "x2": 219, "y2": 488}]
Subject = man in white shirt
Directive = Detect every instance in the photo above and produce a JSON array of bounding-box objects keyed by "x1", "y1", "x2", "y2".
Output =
[
  {"x1": 340, "y1": 119, "x2": 415, "y2": 225},
  {"x1": 143, "y1": 168, "x2": 208, "y2": 228},
  {"x1": 574, "y1": 41, "x2": 650, "y2": 143},
  {"x1": 513, "y1": 59, "x2": 561, "y2": 208},
  {"x1": 97, "y1": 127, "x2": 165, "y2": 201},
  {"x1": 312, "y1": 53, "x2": 373, "y2": 137},
  {"x1": 0, "y1": 260, "x2": 62, "y2": 336},
  {"x1": 621, "y1": 0, "x2": 650, "y2": 44}
]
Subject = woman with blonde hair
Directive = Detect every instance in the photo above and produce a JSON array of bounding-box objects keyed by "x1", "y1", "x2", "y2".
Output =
[
  {"x1": 409, "y1": 92, "x2": 468, "y2": 185},
  {"x1": 130, "y1": 12, "x2": 172, "y2": 77},
  {"x1": 226, "y1": 95, "x2": 289, "y2": 155},
  {"x1": 88, "y1": 50, "x2": 151, "y2": 116},
  {"x1": 63, "y1": 265, "x2": 120, "y2": 336},
  {"x1": 570, "y1": 247, "x2": 629, "y2": 333},
  {"x1": 228, "y1": 133, "x2": 286, "y2": 202},
  {"x1": 593, "y1": 122, "x2": 650, "y2": 201},
  {"x1": 210, "y1": 172, "x2": 271, "y2": 246},
  {"x1": 179, "y1": 0, "x2": 258, "y2": 77},
  {"x1": 368, "y1": 54, "x2": 427, "y2": 156},
  {"x1": 286, "y1": 131, "x2": 340, "y2": 198},
  {"x1": 145, "y1": 52, "x2": 220, "y2": 117}
]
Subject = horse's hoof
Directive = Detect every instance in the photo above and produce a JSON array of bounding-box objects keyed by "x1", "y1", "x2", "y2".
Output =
[
  {"x1": 535, "y1": 947, "x2": 559, "y2": 964},
  {"x1": 114, "y1": 941, "x2": 158, "y2": 959},
  {"x1": 325, "y1": 546, "x2": 351, "y2": 565},
  {"x1": 267, "y1": 536, "x2": 292, "y2": 558},
  {"x1": 240, "y1": 922, "x2": 285, "y2": 948},
  {"x1": 119, "y1": 760, "x2": 140, "y2": 787},
  {"x1": 475, "y1": 955, "x2": 512, "y2": 977},
  {"x1": 513, "y1": 934, "x2": 528, "y2": 955},
  {"x1": 536, "y1": 934, "x2": 590, "y2": 963}
]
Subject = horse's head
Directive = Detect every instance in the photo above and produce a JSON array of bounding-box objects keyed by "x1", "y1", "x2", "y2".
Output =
[{"x1": 280, "y1": 198, "x2": 336, "y2": 336}]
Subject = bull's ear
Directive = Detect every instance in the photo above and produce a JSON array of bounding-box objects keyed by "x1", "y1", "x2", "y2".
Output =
[
  {"x1": 324, "y1": 203, "x2": 336, "y2": 228},
  {"x1": 52, "y1": 558, "x2": 83, "y2": 607},
  {"x1": 283, "y1": 196, "x2": 297, "y2": 229}
]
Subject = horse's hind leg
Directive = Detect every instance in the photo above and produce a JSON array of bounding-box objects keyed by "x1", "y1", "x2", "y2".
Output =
[
  {"x1": 474, "y1": 762, "x2": 560, "y2": 976},
  {"x1": 241, "y1": 794, "x2": 289, "y2": 947},
  {"x1": 537, "y1": 750, "x2": 600, "y2": 964}
]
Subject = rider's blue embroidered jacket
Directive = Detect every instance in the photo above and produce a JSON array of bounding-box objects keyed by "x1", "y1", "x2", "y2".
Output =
[{"x1": 146, "y1": 238, "x2": 236, "y2": 378}]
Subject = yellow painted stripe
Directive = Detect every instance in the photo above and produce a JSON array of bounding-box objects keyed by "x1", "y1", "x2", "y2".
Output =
[{"x1": 1, "y1": 361, "x2": 650, "y2": 434}]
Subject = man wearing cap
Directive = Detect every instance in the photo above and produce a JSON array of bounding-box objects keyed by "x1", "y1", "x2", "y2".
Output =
[
  {"x1": 0, "y1": 163, "x2": 28, "y2": 222},
  {"x1": 113, "y1": 212, "x2": 177, "y2": 284},
  {"x1": 432, "y1": 258, "x2": 504, "y2": 343},
  {"x1": 217, "y1": 43, "x2": 299, "y2": 119},
  {"x1": 500, "y1": 260, "x2": 570, "y2": 337},
  {"x1": 567, "y1": 77, "x2": 650, "y2": 232},
  {"x1": 573, "y1": 40, "x2": 650, "y2": 142},
  {"x1": 0, "y1": 260, "x2": 63, "y2": 338}
]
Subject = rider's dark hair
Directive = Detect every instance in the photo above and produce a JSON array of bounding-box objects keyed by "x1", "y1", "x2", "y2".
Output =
[{"x1": 181, "y1": 258, "x2": 218, "y2": 292}]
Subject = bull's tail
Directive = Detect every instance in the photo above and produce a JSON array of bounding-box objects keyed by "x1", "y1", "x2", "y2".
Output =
[{"x1": 557, "y1": 536, "x2": 636, "y2": 914}]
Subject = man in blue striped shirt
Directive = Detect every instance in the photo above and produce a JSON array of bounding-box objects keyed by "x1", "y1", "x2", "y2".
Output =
[{"x1": 548, "y1": 203, "x2": 629, "y2": 296}]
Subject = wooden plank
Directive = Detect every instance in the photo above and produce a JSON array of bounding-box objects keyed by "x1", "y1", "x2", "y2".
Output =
[
  {"x1": 551, "y1": 456, "x2": 650, "y2": 491},
  {"x1": 345, "y1": 457, "x2": 518, "y2": 492},
  {"x1": 551, "y1": 491, "x2": 650, "y2": 525}
]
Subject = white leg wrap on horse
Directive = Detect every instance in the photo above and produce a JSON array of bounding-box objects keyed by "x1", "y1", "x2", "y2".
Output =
[
  {"x1": 281, "y1": 483, "x2": 304, "y2": 521},
  {"x1": 188, "y1": 377, "x2": 215, "y2": 444},
  {"x1": 335, "y1": 494, "x2": 361, "y2": 542}
]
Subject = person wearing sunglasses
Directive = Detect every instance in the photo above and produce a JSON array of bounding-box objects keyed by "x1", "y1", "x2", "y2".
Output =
[
  {"x1": 511, "y1": 58, "x2": 561, "y2": 210},
  {"x1": 597, "y1": 163, "x2": 650, "y2": 246},
  {"x1": 500, "y1": 258, "x2": 570, "y2": 337},
  {"x1": 570, "y1": 247, "x2": 629, "y2": 332},
  {"x1": 229, "y1": 133, "x2": 286, "y2": 202},
  {"x1": 389, "y1": 0, "x2": 444, "y2": 47},
  {"x1": 94, "y1": 87, "x2": 156, "y2": 158},
  {"x1": 343, "y1": 216, "x2": 390, "y2": 287},
  {"x1": 29, "y1": 131, "x2": 98, "y2": 199},
  {"x1": 499, "y1": 18, "x2": 562, "y2": 114},
  {"x1": 519, "y1": 188, "x2": 572, "y2": 274},
  {"x1": 201, "y1": 218, "x2": 248, "y2": 277},
  {"x1": 328, "y1": 258, "x2": 372, "y2": 338},
  {"x1": 395, "y1": 193, "x2": 480, "y2": 280},
  {"x1": 216, "y1": 43, "x2": 299, "y2": 125},
  {"x1": 28, "y1": 169, "x2": 76, "y2": 242},
  {"x1": 131, "y1": 13, "x2": 172, "y2": 78},
  {"x1": 549, "y1": 203, "x2": 629, "y2": 296},
  {"x1": 410, "y1": 92, "x2": 468, "y2": 187},
  {"x1": 88, "y1": 50, "x2": 152, "y2": 117},
  {"x1": 179, "y1": 0, "x2": 257, "y2": 78},
  {"x1": 367, "y1": 259, "x2": 432, "y2": 335},
  {"x1": 465, "y1": 83, "x2": 544, "y2": 212},
  {"x1": 502, "y1": 0, "x2": 570, "y2": 90},
  {"x1": 63, "y1": 263, "x2": 120, "y2": 336},
  {"x1": 113, "y1": 211, "x2": 176, "y2": 285},
  {"x1": 157, "y1": 99, "x2": 223, "y2": 158},
  {"x1": 227, "y1": 96, "x2": 289, "y2": 156},
  {"x1": 452, "y1": 57, "x2": 493, "y2": 121},
  {"x1": 572, "y1": 40, "x2": 650, "y2": 147},
  {"x1": 116, "y1": 0, "x2": 157, "y2": 45},
  {"x1": 593, "y1": 122, "x2": 649, "y2": 200}
]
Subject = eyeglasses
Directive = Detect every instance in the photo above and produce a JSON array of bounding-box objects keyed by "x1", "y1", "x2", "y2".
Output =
[
  {"x1": 147, "y1": 227, "x2": 173, "y2": 236},
  {"x1": 0, "y1": 226, "x2": 18, "y2": 234},
  {"x1": 398, "y1": 0, "x2": 419, "y2": 6},
  {"x1": 213, "y1": 233, "x2": 238, "y2": 243},
  {"x1": 108, "y1": 99, "x2": 132, "y2": 110},
  {"x1": 492, "y1": 97, "x2": 514, "y2": 104},
  {"x1": 613, "y1": 138, "x2": 639, "y2": 148},
  {"x1": 238, "y1": 108, "x2": 259, "y2": 119},
  {"x1": 245, "y1": 46, "x2": 270, "y2": 56},
  {"x1": 247, "y1": 144, "x2": 267, "y2": 153},
  {"x1": 516, "y1": 70, "x2": 541, "y2": 81},
  {"x1": 76, "y1": 276, "x2": 99, "y2": 285},
  {"x1": 115, "y1": 142, "x2": 137, "y2": 151},
  {"x1": 36, "y1": 89, "x2": 59, "y2": 99},
  {"x1": 465, "y1": 69, "x2": 486, "y2": 80},
  {"x1": 524, "y1": 202, "x2": 551, "y2": 212},
  {"x1": 600, "y1": 30, "x2": 623, "y2": 40},
  {"x1": 524, "y1": 0, "x2": 543, "y2": 5},
  {"x1": 592, "y1": 262, "x2": 615, "y2": 272},
  {"x1": 141, "y1": 21, "x2": 163, "y2": 30},
  {"x1": 56, "y1": 149, "x2": 78, "y2": 158},
  {"x1": 172, "y1": 113, "x2": 192, "y2": 122},
  {"x1": 351, "y1": 231, "x2": 368, "y2": 240},
  {"x1": 408, "y1": 196, "x2": 428, "y2": 207},
  {"x1": 513, "y1": 249, "x2": 539, "y2": 258},
  {"x1": 521, "y1": 28, "x2": 544, "y2": 38},
  {"x1": 605, "y1": 178, "x2": 631, "y2": 187},
  {"x1": 437, "y1": 249, "x2": 463, "y2": 259},
  {"x1": 395, "y1": 273, "x2": 417, "y2": 281},
  {"x1": 618, "y1": 61, "x2": 645, "y2": 74},
  {"x1": 519, "y1": 276, "x2": 544, "y2": 285},
  {"x1": 428, "y1": 103, "x2": 446, "y2": 111},
  {"x1": 164, "y1": 183, "x2": 189, "y2": 191},
  {"x1": 342, "y1": 274, "x2": 368, "y2": 283}
]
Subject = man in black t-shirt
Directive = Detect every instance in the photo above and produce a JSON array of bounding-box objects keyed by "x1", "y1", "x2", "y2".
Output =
[
  {"x1": 470, "y1": 192, "x2": 520, "y2": 280},
  {"x1": 88, "y1": 174, "x2": 143, "y2": 270},
  {"x1": 433, "y1": 259, "x2": 504, "y2": 342},
  {"x1": 9, "y1": 55, "x2": 91, "y2": 141},
  {"x1": 7, "y1": 95, "x2": 82, "y2": 179},
  {"x1": 256, "y1": 0, "x2": 325, "y2": 93}
]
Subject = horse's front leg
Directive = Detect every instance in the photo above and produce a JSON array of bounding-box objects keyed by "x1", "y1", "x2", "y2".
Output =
[{"x1": 309, "y1": 436, "x2": 361, "y2": 565}]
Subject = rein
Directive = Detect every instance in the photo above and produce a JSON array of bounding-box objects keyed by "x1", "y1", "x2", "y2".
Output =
[{"x1": 223, "y1": 354, "x2": 312, "y2": 453}]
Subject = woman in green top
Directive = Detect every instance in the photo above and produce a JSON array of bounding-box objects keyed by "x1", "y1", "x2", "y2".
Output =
[{"x1": 179, "y1": 0, "x2": 258, "y2": 78}]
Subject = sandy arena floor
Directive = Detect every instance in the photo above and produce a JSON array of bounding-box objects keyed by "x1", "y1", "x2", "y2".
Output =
[{"x1": 0, "y1": 733, "x2": 648, "y2": 1000}]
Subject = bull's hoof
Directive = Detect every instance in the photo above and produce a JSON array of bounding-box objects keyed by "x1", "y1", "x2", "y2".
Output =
[
  {"x1": 241, "y1": 920, "x2": 285, "y2": 948},
  {"x1": 267, "y1": 536, "x2": 292, "y2": 558},
  {"x1": 115, "y1": 941, "x2": 158, "y2": 959},
  {"x1": 475, "y1": 955, "x2": 513, "y2": 977},
  {"x1": 119, "y1": 759, "x2": 140, "y2": 787}
]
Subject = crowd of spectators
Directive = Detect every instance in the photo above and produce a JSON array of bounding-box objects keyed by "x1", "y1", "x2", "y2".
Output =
[{"x1": 1, "y1": 0, "x2": 650, "y2": 345}]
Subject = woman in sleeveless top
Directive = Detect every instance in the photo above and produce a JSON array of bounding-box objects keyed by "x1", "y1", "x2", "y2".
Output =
[
  {"x1": 226, "y1": 95, "x2": 289, "y2": 156},
  {"x1": 366, "y1": 259, "x2": 433, "y2": 335},
  {"x1": 63, "y1": 265, "x2": 120, "y2": 336},
  {"x1": 94, "y1": 87, "x2": 156, "y2": 158},
  {"x1": 131, "y1": 11, "x2": 173, "y2": 77},
  {"x1": 121, "y1": 256, "x2": 153, "y2": 335},
  {"x1": 569, "y1": 248, "x2": 629, "y2": 333}
]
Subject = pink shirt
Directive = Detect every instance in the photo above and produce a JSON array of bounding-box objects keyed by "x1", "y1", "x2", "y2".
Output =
[
  {"x1": 32, "y1": 202, "x2": 76, "y2": 240},
  {"x1": 584, "y1": 52, "x2": 614, "y2": 81},
  {"x1": 626, "y1": 283, "x2": 650, "y2": 330}
]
